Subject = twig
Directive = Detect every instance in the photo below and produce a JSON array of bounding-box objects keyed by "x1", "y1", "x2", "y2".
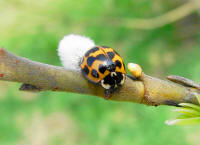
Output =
[
  {"x1": 0, "y1": 48, "x2": 199, "y2": 106},
  {"x1": 111, "y1": 1, "x2": 200, "y2": 30}
]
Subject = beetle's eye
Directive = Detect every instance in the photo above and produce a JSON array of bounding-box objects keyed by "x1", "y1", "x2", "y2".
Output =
[{"x1": 99, "y1": 64, "x2": 107, "y2": 74}]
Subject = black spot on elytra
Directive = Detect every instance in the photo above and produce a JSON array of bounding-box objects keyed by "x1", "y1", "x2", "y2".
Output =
[
  {"x1": 99, "y1": 64, "x2": 107, "y2": 74},
  {"x1": 87, "y1": 57, "x2": 96, "y2": 66},
  {"x1": 107, "y1": 63, "x2": 116, "y2": 72},
  {"x1": 115, "y1": 60, "x2": 122, "y2": 68},
  {"x1": 96, "y1": 54, "x2": 106, "y2": 61},
  {"x1": 107, "y1": 52, "x2": 115, "y2": 59},
  {"x1": 85, "y1": 47, "x2": 99, "y2": 57},
  {"x1": 87, "y1": 54, "x2": 107, "y2": 66},
  {"x1": 91, "y1": 69, "x2": 99, "y2": 78},
  {"x1": 82, "y1": 66, "x2": 89, "y2": 75}
]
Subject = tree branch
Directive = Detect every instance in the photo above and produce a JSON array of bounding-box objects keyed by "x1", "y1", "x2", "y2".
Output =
[
  {"x1": 110, "y1": 1, "x2": 200, "y2": 30},
  {"x1": 0, "y1": 48, "x2": 199, "y2": 106}
]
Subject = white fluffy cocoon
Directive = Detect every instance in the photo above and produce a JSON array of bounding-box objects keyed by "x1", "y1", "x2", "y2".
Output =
[{"x1": 58, "y1": 34, "x2": 95, "y2": 71}]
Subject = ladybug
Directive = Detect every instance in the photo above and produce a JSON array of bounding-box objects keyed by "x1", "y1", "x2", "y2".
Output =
[{"x1": 80, "y1": 46, "x2": 126, "y2": 99}]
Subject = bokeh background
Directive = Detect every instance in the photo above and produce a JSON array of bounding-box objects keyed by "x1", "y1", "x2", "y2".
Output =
[{"x1": 0, "y1": 0, "x2": 200, "y2": 145}]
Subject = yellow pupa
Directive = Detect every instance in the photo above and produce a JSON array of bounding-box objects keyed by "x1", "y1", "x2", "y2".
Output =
[{"x1": 128, "y1": 63, "x2": 142, "y2": 78}]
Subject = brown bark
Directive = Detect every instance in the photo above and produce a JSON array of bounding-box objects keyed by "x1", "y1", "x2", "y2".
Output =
[{"x1": 0, "y1": 48, "x2": 199, "y2": 106}]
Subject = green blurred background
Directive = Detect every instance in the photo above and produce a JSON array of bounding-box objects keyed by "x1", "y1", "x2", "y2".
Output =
[{"x1": 0, "y1": 0, "x2": 200, "y2": 145}]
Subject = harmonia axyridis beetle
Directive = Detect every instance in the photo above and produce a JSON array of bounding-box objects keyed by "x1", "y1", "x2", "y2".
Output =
[
  {"x1": 80, "y1": 46, "x2": 126, "y2": 99},
  {"x1": 58, "y1": 34, "x2": 127, "y2": 99}
]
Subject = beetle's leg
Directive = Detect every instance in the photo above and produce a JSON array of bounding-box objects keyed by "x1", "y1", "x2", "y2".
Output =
[
  {"x1": 104, "y1": 88, "x2": 115, "y2": 99},
  {"x1": 19, "y1": 83, "x2": 42, "y2": 92},
  {"x1": 104, "y1": 89, "x2": 110, "y2": 99}
]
